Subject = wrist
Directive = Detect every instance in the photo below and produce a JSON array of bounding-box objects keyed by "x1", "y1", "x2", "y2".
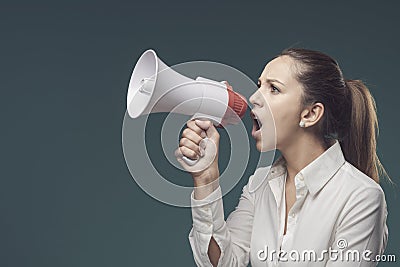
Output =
[
  {"x1": 193, "y1": 177, "x2": 220, "y2": 200},
  {"x1": 192, "y1": 166, "x2": 219, "y2": 187}
]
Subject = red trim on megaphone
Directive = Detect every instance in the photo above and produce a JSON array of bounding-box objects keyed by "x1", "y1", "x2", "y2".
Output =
[{"x1": 216, "y1": 86, "x2": 248, "y2": 128}]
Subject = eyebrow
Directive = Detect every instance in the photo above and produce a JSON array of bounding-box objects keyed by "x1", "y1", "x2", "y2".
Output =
[{"x1": 258, "y1": 78, "x2": 286, "y2": 87}]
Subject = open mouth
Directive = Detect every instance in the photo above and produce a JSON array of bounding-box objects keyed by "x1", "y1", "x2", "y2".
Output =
[{"x1": 250, "y1": 110, "x2": 262, "y2": 136}]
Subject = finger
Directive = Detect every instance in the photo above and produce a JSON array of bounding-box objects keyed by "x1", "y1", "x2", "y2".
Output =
[
  {"x1": 195, "y1": 120, "x2": 219, "y2": 140},
  {"x1": 194, "y1": 120, "x2": 212, "y2": 131},
  {"x1": 181, "y1": 127, "x2": 203, "y2": 144},
  {"x1": 175, "y1": 149, "x2": 188, "y2": 167},
  {"x1": 179, "y1": 146, "x2": 199, "y2": 160},
  {"x1": 179, "y1": 137, "x2": 203, "y2": 157},
  {"x1": 174, "y1": 147, "x2": 183, "y2": 158},
  {"x1": 186, "y1": 120, "x2": 207, "y2": 138}
]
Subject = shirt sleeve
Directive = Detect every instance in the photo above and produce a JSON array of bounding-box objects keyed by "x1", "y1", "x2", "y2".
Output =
[
  {"x1": 188, "y1": 177, "x2": 255, "y2": 267},
  {"x1": 326, "y1": 187, "x2": 389, "y2": 267}
]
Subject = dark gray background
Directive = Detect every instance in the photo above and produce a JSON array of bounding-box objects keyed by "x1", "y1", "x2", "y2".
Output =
[{"x1": 1, "y1": 1, "x2": 399, "y2": 266}]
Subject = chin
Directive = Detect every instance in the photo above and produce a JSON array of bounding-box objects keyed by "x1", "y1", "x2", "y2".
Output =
[
  {"x1": 255, "y1": 142, "x2": 262, "y2": 152},
  {"x1": 255, "y1": 139, "x2": 276, "y2": 153}
]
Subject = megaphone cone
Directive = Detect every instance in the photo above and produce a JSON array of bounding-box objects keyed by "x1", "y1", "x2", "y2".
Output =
[{"x1": 126, "y1": 49, "x2": 248, "y2": 127}]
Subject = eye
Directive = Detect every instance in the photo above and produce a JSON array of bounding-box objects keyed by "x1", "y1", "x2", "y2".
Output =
[
  {"x1": 257, "y1": 80, "x2": 261, "y2": 88},
  {"x1": 270, "y1": 84, "x2": 280, "y2": 93}
]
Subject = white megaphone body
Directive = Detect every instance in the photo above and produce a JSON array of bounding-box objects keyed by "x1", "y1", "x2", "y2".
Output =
[{"x1": 126, "y1": 49, "x2": 248, "y2": 165}]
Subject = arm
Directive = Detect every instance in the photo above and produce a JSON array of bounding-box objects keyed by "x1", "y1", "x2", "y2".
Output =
[
  {"x1": 175, "y1": 119, "x2": 255, "y2": 266},
  {"x1": 326, "y1": 188, "x2": 388, "y2": 267},
  {"x1": 188, "y1": 175, "x2": 255, "y2": 267},
  {"x1": 193, "y1": 179, "x2": 222, "y2": 266}
]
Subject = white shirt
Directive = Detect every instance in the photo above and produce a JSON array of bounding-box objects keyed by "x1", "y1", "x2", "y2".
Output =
[{"x1": 188, "y1": 140, "x2": 388, "y2": 266}]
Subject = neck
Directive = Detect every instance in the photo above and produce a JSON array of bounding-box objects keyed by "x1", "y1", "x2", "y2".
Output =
[{"x1": 279, "y1": 135, "x2": 331, "y2": 183}]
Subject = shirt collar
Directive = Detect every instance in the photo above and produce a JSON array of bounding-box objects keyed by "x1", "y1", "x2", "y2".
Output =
[
  {"x1": 300, "y1": 140, "x2": 345, "y2": 195},
  {"x1": 249, "y1": 140, "x2": 346, "y2": 196}
]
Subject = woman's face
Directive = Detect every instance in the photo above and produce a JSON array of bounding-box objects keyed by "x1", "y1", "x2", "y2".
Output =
[{"x1": 249, "y1": 55, "x2": 304, "y2": 152}]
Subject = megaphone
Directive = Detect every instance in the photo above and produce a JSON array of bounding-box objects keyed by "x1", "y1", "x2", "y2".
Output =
[{"x1": 126, "y1": 49, "x2": 248, "y2": 165}]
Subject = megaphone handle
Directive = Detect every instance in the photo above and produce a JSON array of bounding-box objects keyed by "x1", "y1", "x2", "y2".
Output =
[{"x1": 181, "y1": 137, "x2": 209, "y2": 166}]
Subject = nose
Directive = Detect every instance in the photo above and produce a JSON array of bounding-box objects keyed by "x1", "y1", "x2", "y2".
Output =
[{"x1": 249, "y1": 90, "x2": 261, "y2": 108}]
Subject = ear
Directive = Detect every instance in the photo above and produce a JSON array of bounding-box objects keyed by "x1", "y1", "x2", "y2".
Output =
[{"x1": 300, "y1": 102, "x2": 324, "y2": 127}]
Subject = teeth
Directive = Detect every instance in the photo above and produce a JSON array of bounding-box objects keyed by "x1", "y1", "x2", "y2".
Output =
[
  {"x1": 256, "y1": 118, "x2": 262, "y2": 127},
  {"x1": 251, "y1": 111, "x2": 262, "y2": 129}
]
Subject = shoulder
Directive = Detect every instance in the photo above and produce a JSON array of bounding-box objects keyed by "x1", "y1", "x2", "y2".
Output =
[
  {"x1": 337, "y1": 161, "x2": 384, "y2": 194},
  {"x1": 333, "y1": 161, "x2": 387, "y2": 210},
  {"x1": 334, "y1": 162, "x2": 388, "y2": 230}
]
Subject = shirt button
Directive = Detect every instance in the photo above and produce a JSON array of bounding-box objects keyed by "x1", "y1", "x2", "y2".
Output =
[
  {"x1": 291, "y1": 213, "x2": 296, "y2": 218},
  {"x1": 298, "y1": 174, "x2": 304, "y2": 181}
]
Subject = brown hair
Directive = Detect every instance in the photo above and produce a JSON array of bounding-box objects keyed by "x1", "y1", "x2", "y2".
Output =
[{"x1": 279, "y1": 48, "x2": 391, "y2": 184}]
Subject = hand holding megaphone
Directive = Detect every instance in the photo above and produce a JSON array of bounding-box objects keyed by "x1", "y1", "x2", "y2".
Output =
[{"x1": 175, "y1": 119, "x2": 220, "y2": 179}]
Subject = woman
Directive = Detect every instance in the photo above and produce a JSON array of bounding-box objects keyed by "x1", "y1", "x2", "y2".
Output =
[{"x1": 175, "y1": 48, "x2": 390, "y2": 266}]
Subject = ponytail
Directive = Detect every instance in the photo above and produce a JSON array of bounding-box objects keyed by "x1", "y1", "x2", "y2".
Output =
[{"x1": 341, "y1": 80, "x2": 390, "y2": 183}]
